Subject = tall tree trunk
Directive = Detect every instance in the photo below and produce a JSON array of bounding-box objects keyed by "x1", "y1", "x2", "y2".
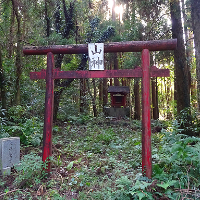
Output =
[
  {"x1": 166, "y1": 79, "x2": 172, "y2": 119},
  {"x1": 191, "y1": 0, "x2": 200, "y2": 111},
  {"x1": 86, "y1": 79, "x2": 97, "y2": 117},
  {"x1": 9, "y1": 9, "x2": 15, "y2": 58},
  {"x1": 181, "y1": 0, "x2": 188, "y2": 43},
  {"x1": 103, "y1": 78, "x2": 108, "y2": 110},
  {"x1": 53, "y1": 54, "x2": 64, "y2": 121},
  {"x1": 0, "y1": 48, "x2": 6, "y2": 109},
  {"x1": 80, "y1": 79, "x2": 86, "y2": 113},
  {"x1": 99, "y1": 79, "x2": 103, "y2": 113},
  {"x1": 170, "y1": 0, "x2": 190, "y2": 114},
  {"x1": 156, "y1": 78, "x2": 159, "y2": 118},
  {"x1": 151, "y1": 78, "x2": 159, "y2": 120},
  {"x1": 11, "y1": 0, "x2": 22, "y2": 105},
  {"x1": 45, "y1": 0, "x2": 50, "y2": 37},
  {"x1": 134, "y1": 78, "x2": 141, "y2": 120},
  {"x1": 187, "y1": 31, "x2": 196, "y2": 107},
  {"x1": 181, "y1": 0, "x2": 192, "y2": 102},
  {"x1": 92, "y1": 79, "x2": 97, "y2": 117},
  {"x1": 111, "y1": 0, "x2": 119, "y2": 86},
  {"x1": 113, "y1": 53, "x2": 119, "y2": 86}
]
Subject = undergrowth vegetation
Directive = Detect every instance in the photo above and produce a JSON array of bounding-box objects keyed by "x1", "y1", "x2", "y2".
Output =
[{"x1": 1, "y1": 114, "x2": 200, "y2": 199}]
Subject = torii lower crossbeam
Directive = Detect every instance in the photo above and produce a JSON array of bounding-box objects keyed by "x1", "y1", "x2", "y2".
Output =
[
  {"x1": 24, "y1": 39, "x2": 176, "y2": 179},
  {"x1": 30, "y1": 66, "x2": 169, "y2": 80}
]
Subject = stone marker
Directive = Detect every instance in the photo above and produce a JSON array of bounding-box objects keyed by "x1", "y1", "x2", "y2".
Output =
[{"x1": 0, "y1": 137, "x2": 20, "y2": 175}]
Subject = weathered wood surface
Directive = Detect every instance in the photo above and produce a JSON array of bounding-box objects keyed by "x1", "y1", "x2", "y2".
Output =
[
  {"x1": 23, "y1": 39, "x2": 177, "y2": 55},
  {"x1": 30, "y1": 66, "x2": 169, "y2": 80},
  {"x1": 27, "y1": 39, "x2": 177, "y2": 179},
  {"x1": 141, "y1": 49, "x2": 152, "y2": 178},
  {"x1": 108, "y1": 86, "x2": 130, "y2": 94},
  {"x1": 42, "y1": 52, "x2": 54, "y2": 172}
]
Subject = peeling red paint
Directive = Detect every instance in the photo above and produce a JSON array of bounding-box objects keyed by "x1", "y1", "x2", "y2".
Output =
[
  {"x1": 42, "y1": 52, "x2": 54, "y2": 172},
  {"x1": 27, "y1": 39, "x2": 176, "y2": 178},
  {"x1": 142, "y1": 49, "x2": 152, "y2": 178},
  {"x1": 23, "y1": 39, "x2": 177, "y2": 55},
  {"x1": 30, "y1": 67, "x2": 169, "y2": 80}
]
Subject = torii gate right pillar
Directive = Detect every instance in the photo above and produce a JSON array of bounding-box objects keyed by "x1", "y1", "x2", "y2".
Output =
[{"x1": 142, "y1": 49, "x2": 151, "y2": 178}]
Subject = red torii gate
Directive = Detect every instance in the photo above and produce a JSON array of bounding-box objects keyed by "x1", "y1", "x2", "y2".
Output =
[{"x1": 23, "y1": 39, "x2": 177, "y2": 178}]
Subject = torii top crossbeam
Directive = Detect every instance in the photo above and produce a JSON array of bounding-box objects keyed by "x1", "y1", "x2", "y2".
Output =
[{"x1": 23, "y1": 39, "x2": 177, "y2": 55}]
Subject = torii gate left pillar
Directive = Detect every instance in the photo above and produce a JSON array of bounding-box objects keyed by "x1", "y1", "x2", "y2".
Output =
[
  {"x1": 42, "y1": 52, "x2": 54, "y2": 170},
  {"x1": 23, "y1": 39, "x2": 177, "y2": 178}
]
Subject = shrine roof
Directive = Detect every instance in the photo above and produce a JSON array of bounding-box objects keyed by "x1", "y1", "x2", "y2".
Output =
[{"x1": 108, "y1": 86, "x2": 130, "y2": 94}]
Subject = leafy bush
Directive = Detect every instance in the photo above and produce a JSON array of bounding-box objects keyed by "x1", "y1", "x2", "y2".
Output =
[
  {"x1": 68, "y1": 114, "x2": 93, "y2": 125},
  {"x1": 9, "y1": 117, "x2": 43, "y2": 146},
  {"x1": 96, "y1": 128, "x2": 115, "y2": 145},
  {"x1": 152, "y1": 120, "x2": 200, "y2": 198},
  {"x1": 0, "y1": 108, "x2": 10, "y2": 138},
  {"x1": 14, "y1": 153, "x2": 46, "y2": 188},
  {"x1": 177, "y1": 107, "x2": 200, "y2": 136},
  {"x1": 7, "y1": 105, "x2": 26, "y2": 123}
]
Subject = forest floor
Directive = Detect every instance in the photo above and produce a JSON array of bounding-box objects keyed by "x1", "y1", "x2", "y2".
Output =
[{"x1": 0, "y1": 118, "x2": 200, "y2": 199}]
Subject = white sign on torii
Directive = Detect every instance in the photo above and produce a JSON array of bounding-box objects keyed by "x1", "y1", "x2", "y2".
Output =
[{"x1": 88, "y1": 43, "x2": 104, "y2": 70}]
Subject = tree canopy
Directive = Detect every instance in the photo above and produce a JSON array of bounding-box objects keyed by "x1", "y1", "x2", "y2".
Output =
[{"x1": 0, "y1": 0, "x2": 199, "y2": 127}]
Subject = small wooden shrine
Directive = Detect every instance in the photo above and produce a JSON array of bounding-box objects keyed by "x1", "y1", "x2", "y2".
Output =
[
  {"x1": 104, "y1": 86, "x2": 130, "y2": 118},
  {"x1": 108, "y1": 86, "x2": 130, "y2": 108}
]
